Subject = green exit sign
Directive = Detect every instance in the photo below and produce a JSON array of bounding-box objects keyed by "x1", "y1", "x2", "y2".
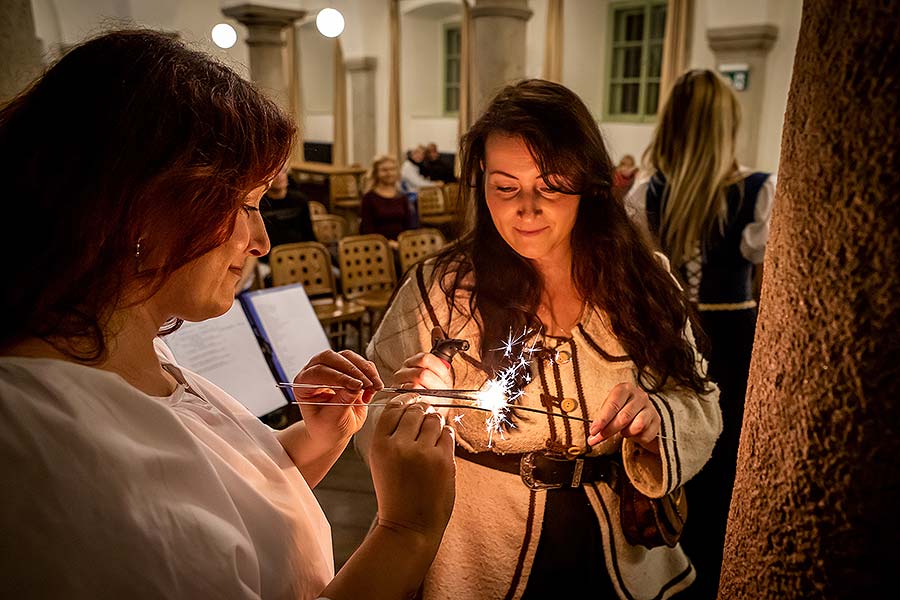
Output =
[{"x1": 719, "y1": 63, "x2": 750, "y2": 91}]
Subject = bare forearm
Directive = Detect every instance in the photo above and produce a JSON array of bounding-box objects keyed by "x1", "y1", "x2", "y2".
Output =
[
  {"x1": 276, "y1": 422, "x2": 349, "y2": 488},
  {"x1": 321, "y1": 524, "x2": 442, "y2": 600}
]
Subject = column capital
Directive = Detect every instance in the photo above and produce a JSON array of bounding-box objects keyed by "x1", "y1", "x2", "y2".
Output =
[
  {"x1": 707, "y1": 24, "x2": 778, "y2": 53},
  {"x1": 346, "y1": 56, "x2": 378, "y2": 72},
  {"x1": 221, "y1": 4, "x2": 306, "y2": 28},
  {"x1": 470, "y1": 2, "x2": 532, "y2": 21}
]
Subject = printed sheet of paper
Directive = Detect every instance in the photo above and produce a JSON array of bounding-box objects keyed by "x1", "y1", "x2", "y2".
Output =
[
  {"x1": 163, "y1": 302, "x2": 287, "y2": 417},
  {"x1": 242, "y1": 284, "x2": 331, "y2": 384}
]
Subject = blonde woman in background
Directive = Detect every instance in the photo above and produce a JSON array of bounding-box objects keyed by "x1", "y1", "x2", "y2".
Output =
[
  {"x1": 625, "y1": 69, "x2": 776, "y2": 599},
  {"x1": 361, "y1": 155, "x2": 415, "y2": 244}
]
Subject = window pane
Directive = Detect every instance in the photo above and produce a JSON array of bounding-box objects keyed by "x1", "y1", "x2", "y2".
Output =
[
  {"x1": 650, "y1": 5, "x2": 667, "y2": 40},
  {"x1": 446, "y1": 87, "x2": 459, "y2": 113},
  {"x1": 615, "y1": 8, "x2": 644, "y2": 42},
  {"x1": 648, "y1": 43, "x2": 662, "y2": 77},
  {"x1": 645, "y1": 82, "x2": 660, "y2": 114},
  {"x1": 448, "y1": 58, "x2": 460, "y2": 84},
  {"x1": 622, "y1": 83, "x2": 639, "y2": 114},
  {"x1": 624, "y1": 46, "x2": 642, "y2": 78},
  {"x1": 624, "y1": 11, "x2": 644, "y2": 41},
  {"x1": 609, "y1": 83, "x2": 622, "y2": 114},
  {"x1": 446, "y1": 27, "x2": 460, "y2": 55}
]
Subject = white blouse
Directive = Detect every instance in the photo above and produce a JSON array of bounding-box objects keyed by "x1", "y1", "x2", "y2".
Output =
[
  {"x1": 624, "y1": 168, "x2": 776, "y2": 264},
  {"x1": 0, "y1": 339, "x2": 333, "y2": 599}
]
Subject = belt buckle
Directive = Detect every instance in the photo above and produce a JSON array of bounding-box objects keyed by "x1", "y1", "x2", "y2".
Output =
[{"x1": 520, "y1": 452, "x2": 563, "y2": 490}]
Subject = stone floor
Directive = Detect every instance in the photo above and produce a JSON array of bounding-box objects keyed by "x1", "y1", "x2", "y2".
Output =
[{"x1": 313, "y1": 444, "x2": 377, "y2": 569}]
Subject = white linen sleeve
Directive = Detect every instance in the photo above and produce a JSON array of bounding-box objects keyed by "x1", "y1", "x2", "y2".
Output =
[
  {"x1": 401, "y1": 160, "x2": 437, "y2": 190},
  {"x1": 739, "y1": 173, "x2": 776, "y2": 264}
]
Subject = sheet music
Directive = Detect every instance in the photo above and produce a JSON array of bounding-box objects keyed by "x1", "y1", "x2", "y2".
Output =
[
  {"x1": 242, "y1": 285, "x2": 331, "y2": 384},
  {"x1": 163, "y1": 302, "x2": 287, "y2": 417}
]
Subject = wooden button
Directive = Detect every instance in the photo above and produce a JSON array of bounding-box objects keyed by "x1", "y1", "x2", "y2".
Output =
[
  {"x1": 560, "y1": 397, "x2": 578, "y2": 413},
  {"x1": 554, "y1": 349, "x2": 571, "y2": 364}
]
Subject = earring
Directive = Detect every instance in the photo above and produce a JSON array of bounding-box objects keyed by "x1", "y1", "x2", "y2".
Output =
[{"x1": 135, "y1": 238, "x2": 143, "y2": 261}]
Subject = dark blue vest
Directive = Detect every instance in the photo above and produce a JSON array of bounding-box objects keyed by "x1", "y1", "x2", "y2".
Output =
[{"x1": 646, "y1": 172, "x2": 769, "y2": 304}]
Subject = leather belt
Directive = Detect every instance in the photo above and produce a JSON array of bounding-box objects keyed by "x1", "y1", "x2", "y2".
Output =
[{"x1": 456, "y1": 446, "x2": 618, "y2": 490}]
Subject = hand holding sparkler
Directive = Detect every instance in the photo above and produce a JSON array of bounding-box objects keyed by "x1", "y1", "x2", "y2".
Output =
[
  {"x1": 291, "y1": 349, "x2": 384, "y2": 445},
  {"x1": 587, "y1": 382, "x2": 662, "y2": 453}
]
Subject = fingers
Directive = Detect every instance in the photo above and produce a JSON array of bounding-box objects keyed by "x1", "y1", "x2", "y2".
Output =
[
  {"x1": 374, "y1": 399, "x2": 408, "y2": 437},
  {"x1": 417, "y1": 410, "x2": 446, "y2": 446},
  {"x1": 588, "y1": 383, "x2": 659, "y2": 445},
  {"x1": 391, "y1": 352, "x2": 452, "y2": 389},
  {"x1": 294, "y1": 350, "x2": 382, "y2": 401}
]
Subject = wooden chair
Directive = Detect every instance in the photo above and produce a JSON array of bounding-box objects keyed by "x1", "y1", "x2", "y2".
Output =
[
  {"x1": 418, "y1": 185, "x2": 455, "y2": 226},
  {"x1": 269, "y1": 242, "x2": 366, "y2": 352},
  {"x1": 338, "y1": 234, "x2": 398, "y2": 339},
  {"x1": 312, "y1": 214, "x2": 348, "y2": 244},
  {"x1": 329, "y1": 173, "x2": 362, "y2": 234},
  {"x1": 442, "y1": 182, "x2": 461, "y2": 211},
  {"x1": 308, "y1": 200, "x2": 327, "y2": 217},
  {"x1": 397, "y1": 228, "x2": 447, "y2": 274}
]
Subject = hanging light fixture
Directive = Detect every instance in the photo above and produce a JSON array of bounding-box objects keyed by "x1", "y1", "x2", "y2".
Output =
[
  {"x1": 315, "y1": 8, "x2": 345, "y2": 38},
  {"x1": 211, "y1": 23, "x2": 237, "y2": 49}
]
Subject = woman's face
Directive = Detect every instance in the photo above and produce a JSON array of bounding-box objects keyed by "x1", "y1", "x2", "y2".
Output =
[
  {"x1": 483, "y1": 133, "x2": 580, "y2": 269},
  {"x1": 154, "y1": 185, "x2": 270, "y2": 322},
  {"x1": 376, "y1": 159, "x2": 398, "y2": 186}
]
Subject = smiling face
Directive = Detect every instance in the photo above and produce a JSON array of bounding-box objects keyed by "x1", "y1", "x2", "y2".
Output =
[
  {"x1": 483, "y1": 133, "x2": 580, "y2": 271},
  {"x1": 375, "y1": 158, "x2": 399, "y2": 187},
  {"x1": 151, "y1": 185, "x2": 271, "y2": 322}
]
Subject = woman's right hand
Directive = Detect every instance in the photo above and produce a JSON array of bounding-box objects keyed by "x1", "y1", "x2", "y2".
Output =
[
  {"x1": 391, "y1": 352, "x2": 453, "y2": 389},
  {"x1": 368, "y1": 397, "x2": 456, "y2": 540}
]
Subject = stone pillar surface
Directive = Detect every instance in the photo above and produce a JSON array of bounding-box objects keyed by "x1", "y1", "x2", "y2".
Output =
[
  {"x1": 221, "y1": 3, "x2": 306, "y2": 113},
  {"x1": 470, "y1": 0, "x2": 532, "y2": 115},
  {"x1": 719, "y1": 1, "x2": 900, "y2": 597},
  {"x1": 707, "y1": 24, "x2": 777, "y2": 168},
  {"x1": 0, "y1": 0, "x2": 44, "y2": 104},
  {"x1": 346, "y1": 56, "x2": 377, "y2": 167}
]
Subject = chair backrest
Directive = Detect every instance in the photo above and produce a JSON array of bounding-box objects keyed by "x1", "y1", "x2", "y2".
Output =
[
  {"x1": 312, "y1": 214, "x2": 348, "y2": 243},
  {"x1": 442, "y1": 182, "x2": 461, "y2": 211},
  {"x1": 269, "y1": 242, "x2": 335, "y2": 295},
  {"x1": 338, "y1": 234, "x2": 397, "y2": 299},
  {"x1": 397, "y1": 228, "x2": 447, "y2": 273},
  {"x1": 330, "y1": 173, "x2": 361, "y2": 207},
  {"x1": 308, "y1": 200, "x2": 327, "y2": 217},
  {"x1": 417, "y1": 186, "x2": 446, "y2": 217}
]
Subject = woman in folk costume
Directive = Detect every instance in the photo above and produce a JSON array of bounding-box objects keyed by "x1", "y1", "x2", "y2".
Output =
[
  {"x1": 625, "y1": 69, "x2": 776, "y2": 598},
  {"x1": 358, "y1": 79, "x2": 722, "y2": 599}
]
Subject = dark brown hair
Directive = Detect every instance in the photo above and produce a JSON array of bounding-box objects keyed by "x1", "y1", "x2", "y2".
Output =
[
  {"x1": 431, "y1": 79, "x2": 710, "y2": 397},
  {"x1": 0, "y1": 29, "x2": 295, "y2": 361}
]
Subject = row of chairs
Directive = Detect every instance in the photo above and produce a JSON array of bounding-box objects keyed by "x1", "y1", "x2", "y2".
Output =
[{"x1": 269, "y1": 228, "x2": 446, "y2": 352}]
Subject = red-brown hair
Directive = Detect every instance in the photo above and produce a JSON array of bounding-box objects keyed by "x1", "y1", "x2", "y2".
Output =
[{"x1": 0, "y1": 29, "x2": 295, "y2": 361}]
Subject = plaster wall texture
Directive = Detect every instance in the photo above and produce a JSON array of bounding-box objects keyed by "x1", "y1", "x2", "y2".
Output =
[{"x1": 720, "y1": 1, "x2": 900, "y2": 596}]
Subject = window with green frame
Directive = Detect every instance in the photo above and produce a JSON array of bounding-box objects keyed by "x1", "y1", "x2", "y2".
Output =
[
  {"x1": 443, "y1": 24, "x2": 461, "y2": 115},
  {"x1": 606, "y1": 1, "x2": 667, "y2": 121}
]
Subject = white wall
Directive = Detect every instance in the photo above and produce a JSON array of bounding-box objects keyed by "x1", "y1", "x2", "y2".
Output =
[{"x1": 30, "y1": 0, "x2": 251, "y2": 77}]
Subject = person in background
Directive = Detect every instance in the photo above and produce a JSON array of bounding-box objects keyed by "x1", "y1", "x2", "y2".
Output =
[
  {"x1": 612, "y1": 153, "x2": 639, "y2": 201},
  {"x1": 361, "y1": 155, "x2": 414, "y2": 242},
  {"x1": 357, "y1": 79, "x2": 721, "y2": 599},
  {"x1": 401, "y1": 145, "x2": 442, "y2": 192},
  {"x1": 626, "y1": 68, "x2": 776, "y2": 599},
  {"x1": 421, "y1": 142, "x2": 456, "y2": 183},
  {"x1": 261, "y1": 162, "x2": 315, "y2": 252},
  {"x1": 0, "y1": 30, "x2": 456, "y2": 600}
]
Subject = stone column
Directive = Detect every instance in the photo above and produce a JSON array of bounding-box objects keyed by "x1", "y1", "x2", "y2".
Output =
[
  {"x1": 719, "y1": 1, "x2": 900, "y2": 597},
  {"x1": 470, "y1": 0, "x2": 533, "y2": 114},
  {"x1": 0, "y1": 0, "x2": 44, "y2": 104},
  {"x1": 346, "y1": 56, "x2": 377, "y2": 166},
  {"x1": 221, "y1": 3, "x2": 306, "y2": 113},
  {"x1": 706, "y1": 24, "x2": 777, "y2": 168}
]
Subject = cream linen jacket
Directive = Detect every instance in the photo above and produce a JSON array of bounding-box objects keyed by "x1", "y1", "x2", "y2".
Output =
[{"x1": 363, "y1": 257, "x2": 722, "y2": 600}]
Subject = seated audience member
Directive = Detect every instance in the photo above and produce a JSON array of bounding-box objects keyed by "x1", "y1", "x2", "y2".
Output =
[
  {"x1": 361, "y1": 155, "x2": 414, "y2": 241},
  {"x1": 0, "y1": 30, "x2": 456, "y2": 599},
  {"x1": 420, "y1": 142, "x2": 456, "y2": 183},
  {"x1": 612, "y1": 154, "x2": 639, "y2": 201},
  {"x1": 260, "y1": 163, "x2": 315, "y2": 259},
  {"x1": 401, "y1": 145, "x2": 441, "y2": 192}
]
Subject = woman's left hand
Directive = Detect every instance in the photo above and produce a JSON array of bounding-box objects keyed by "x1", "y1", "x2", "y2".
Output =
[
  {"x1": 588, "y1": 382, "x2": 660, "y2": 454},
  {"x1": 293, "y1": 350, "x2": 384, "y2": 446}
]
